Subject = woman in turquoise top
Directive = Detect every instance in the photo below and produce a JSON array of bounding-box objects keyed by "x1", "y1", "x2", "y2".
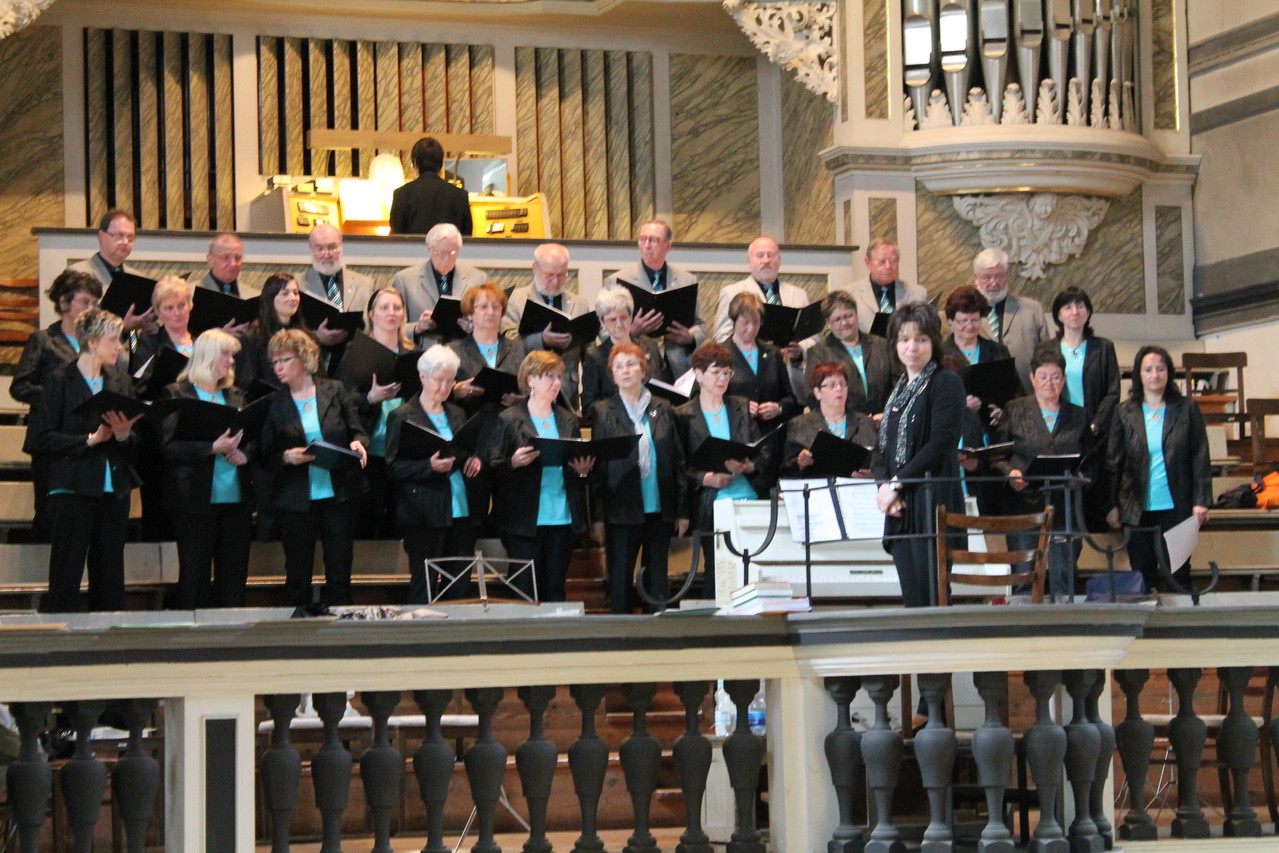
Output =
[
  {"x1": 260, "y1": 329, "x2": 370, "y2": 606},
  {"x1": 345, "y1": 287, "x2": 414, "y2": 539},
  {"x1": 31, "y1": 308, "x2": 141, "y2": 613},
  {"x1": 161, "y1": 329, "x2": 253, "y2": 609},
  {"x1": 674, "y1": 342, "x2": 770, "y2": 596},
  {"x1": 386, "y1": 345, "x2": 484, "y2": 603},
  {"x1": 488, "y1": 351, "x2": 595, "y2": 602},
  {"x1": 1105, "y1": 346, "x2": 1212, "y2": 592}
]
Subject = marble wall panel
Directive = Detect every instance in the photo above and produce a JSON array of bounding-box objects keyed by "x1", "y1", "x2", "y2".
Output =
[
  {"x1": 355, "y1": 42, "x2": 377, "y2": 177},
  {"x1": 843, "y1": 199, "x2": 852, "y2": 245},
  {"x1": 869, "y1": 197, "x2": 897, "y2": 243},
  {"x1": 471, "y1": 46, "x2": 496, "y2": 135},
  {"x1": 670, "y1": 54, "x2": 760, "y2": 243},
  {"x1": 424, "y1": 44, "x2": 448, "y2": 132},
  {"x1": 838, "y1": 0, "x2": 849, "y2": 123},
  {"x1": 514, "y1": 47, "x2": 538, "y2": 198},
  {"x1": 915, "y1": 183, "x2": 1146, "y2": 313},
  {"x1": 1156, "y1": 205, "x2": 1185, "y2": 314},
  {"x1": 214, "y1": 35, "x2": 235, "y2": 228},
  {"x1": 309, "y1": 40, "x2": 332, "y2": 176},
  {"x1": 559, "y1": 51, "x2": 587, "y2": 241},
  {"x1": 400, "y1": 44, "x2": 424, "y2": 139},
  {"x1": 1152, "y1": 0, "x2": 1178, "y2": 131},
  {"x1": 258, "y1": 37, "x2": 280, "y2": 176},
  {"x1": 781, "y1": 72, "x2": 834, "y2": 244},
  {"x1": 188, "y1": 34, "x2": 211, "y2": 230},
  {"x1": 112, "y1": 30, "x2": 135, "y2": 217},
  {"x1": 85, "y1": 30, "x2": 109, "y2": 221},
  {"x1": 605, "y1": 51, "x2": 632, "y2": 240},
  {"x1": 0, "y1": 25, "x2": 63, "y2": 281},
  {"x1": 165, "y1": 32, "x2": 186, "y2": 226},
  {"x1": 628, "y1": 52, "x2": 656, "y2": 231},
  {"x1": 283, "y1": 37, "x2": 305, "y2": 176},
  {"x1": 136, "y1": 33, "x2": 160, "y2": 226},
  {"x1": 582, "y1": 50, "x2": 609, "y2": 241},
  {"x1": 862, "y1": 0, "x2": 889, "y2": 120},
  {"x1": 447, "y1": 44, "x2": 472, "y2": 132},
  {"x1": 332, "y1": 40, "x2": 353, "y2": 178},
  {"x1": 536, "y1": 48, "x2": 564, "y2": 237},
  {"x1": 375, "y1": 40, "x2": 400, "y2": 169}
]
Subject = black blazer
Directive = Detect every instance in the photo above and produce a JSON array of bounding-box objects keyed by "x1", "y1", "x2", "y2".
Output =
[
  {"x1": 13, "y1": 324, "x2": 80, "y2": 453},
  {"x1": 580, "y1": 337, "x2": 669, "y2": 416},
  {"x1": 589, "y1": 395, "x2": 688, "y2": 525},
  {"x1": 726, "y1": 339, "x2": 798, "y2": 420},
  {"x1": 870, "y1": 368, "x2": 966, "y2": 540},
  {"x1": 1057, "y1": 335, "x2": 1120, "y2": 436},
  {"x1": 993, "y1": 396, "x2": 1093, "y2": 514},
  {"x1": 674, "y1": 395, "x2": 770, "y2": 529},
  {"x1": 1106, "y1": 396, "x2": 1212, "y2": 527},
  {"x1": 258, "y1": 377, "x2": 370, "y2": 512},
  {"x1": 449, "y1": 334, "x2": 529, "y2": 450},
  {"x1": 386, "y1": 398, "x2": 481, "y2": 528},
  {"x1": 487, "y1": 402, "x2": 588, "y2": 537},
  {"x1": 31, "y1": 361, "x2": 140, "y2": 497},
  {"x1": 389, "y1": 173, "x2": 473, "y2": 236},
  {"x1": 806, "y1": 332, "x2": 894, "y2": 415},
  {"x1": 781, "y1": 409, "x2": 878, "y2": 477},
  {"x1": 160, "y1": 381, "x2": 254, "y2": 514}
]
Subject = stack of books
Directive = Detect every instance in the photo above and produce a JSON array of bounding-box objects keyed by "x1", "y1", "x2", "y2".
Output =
[{"x1": 727, "y1": 581, "x2": 812, "y2": 615}]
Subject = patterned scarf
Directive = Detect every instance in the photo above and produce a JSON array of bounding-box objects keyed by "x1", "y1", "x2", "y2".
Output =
[
  {"x1": 621, "y1": 389, "x2": 654, "y2": 477},
  {"x1": 878, "y1": 361, "x2": 938, "y2": 469}
]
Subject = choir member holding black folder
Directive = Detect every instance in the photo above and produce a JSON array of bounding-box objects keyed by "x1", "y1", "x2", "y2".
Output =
[
  {"x1": 12, "y1": 270, "x2": 103, "y2": 543},
  {"x1": 31, "y1": 309, "x2": 141, "y2": 613},
  {"x1": 337, "y1": 287, "x2": 416, "y2": 539},
  {"x1": 588, "y1": 342, "x2": 688, "y2": 613},
  {"x1": 675, "y1": 342, "x2": 772, "y2": 595},
  {"x1": 724, "y1": 291, "x2": 796, "y2": 486},
  {"x1": 488, "y1": 351, "x2": 595, "y2": 602},
  {"x1": 386, "y1": 345, "x2": 483, "y2": 603},
  {"x1": 236, "y1": 273, "x2": 311, "y2": 391},
  {"x1": 782, "y1": 363, "x2": 877, "y2": 477},
  {"x1": 160, "y1": 329, "x2": 255, "y2": 608},
  {"x1": 259, "y1": 329, "x2": 369, "y2": 607},
  {"x1": 993, "y1": 343, "x2": 1095, "y2": 599},
  {"x1": 579, "y1": 287, "x2": 669, "y2": 416}
]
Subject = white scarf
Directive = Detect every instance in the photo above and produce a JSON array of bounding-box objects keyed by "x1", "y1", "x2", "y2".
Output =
[{"x1": 621, "y1": 390, "x2": 654, "y2": 477}]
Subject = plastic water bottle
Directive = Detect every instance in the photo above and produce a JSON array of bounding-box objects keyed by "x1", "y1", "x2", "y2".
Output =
[
  {"x1": 748, "y1": 680, "x2": 766, "y2": 736},
  {"x1": 713, "y1": 680, "x2": 734, "y2": 736}
]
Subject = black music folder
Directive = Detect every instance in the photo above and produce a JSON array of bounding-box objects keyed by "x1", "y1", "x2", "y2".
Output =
[
  {"x1": 647, "y1": 378, "x2": 690, "y2": 406},
  {"x1": 1024, "y1": 453, "x2": 1082, "y2": 479},
  {"x1": 518, "y1": 300, "x2": 600, "y2": 350},
  {"x1": 339, "y1": 334, "x2": 423, "y2": 399},
  {"x1": 616, "y1": 281, "x2": 699, "y2": 334},
  {"x1": 134, "y1": 346, "x2": 190, "y2": 400},
  {"x1": 957, "y1": 440, "x2": 1015, "y2": 463},
  {"x1": 428, "y1": 297, "x2": 467, "y2": 340},
  {"x1": 190, "y1": 288, "x2": 259, "y2": 334},
  {"x1": 304, "y1": 440, "x2": 363, "y2": 472},
  {"x1": 688, "y1": 426, "x2": 781, "y2": 472},
  {"x1": 164, "y1": 395, "x2": 274, "y2": 442},
  {"x1": 72, "y1": 390, "x2": 150, "y2": 422},
  {"x1": 809, "y1": 430, "x2": 873, "y2": 477},
  {"x1": 99, "y1": 272, "x2": 157, "y2": 319},
  {"x1": 759, "y1": 302, "x2": 825, "y2": 348},
  {"x1": 469, "y1": 367, "x2": 521, "y2": 405},
  {"x1": 869, "y1": 311, "x2": 891, "y2": 339},
  {"x1": 395, "y1": 415, "x2": 483, "y2": 461},
  {"x1": 532, "y1": 434, "x2": 640, "y2": 467},
  {"x1": 299, "y1": 291, "x2": 365, "y2": 333},
  {"x1": 964, "y1": 357, "x2": 1022, "y2": 411}
]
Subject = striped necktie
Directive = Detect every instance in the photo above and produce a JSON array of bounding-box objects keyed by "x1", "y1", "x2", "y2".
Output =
[
  {"x1": 988, "y1": 305, "x2": 1001, "y2": 342},
  {"x1": 651, "y1": 270, "x2": 663, "y2": 292},
  {"x1": 765, "y1": 285, "x2": 780, "y2": 306},
  {"x1": 879, "y1": 286, "x2": 892, "y2": 313},
  {"x1": 326, "y1": 274, "x2": 342, "y2": 309}
]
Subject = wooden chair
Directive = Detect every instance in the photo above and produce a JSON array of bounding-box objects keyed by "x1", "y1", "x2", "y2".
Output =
[
  {"x1": 1248, "y1": 398, "x2": 1279, "y2": 473},
  {"x1": 935, "y1": 505, "x2": 1054, "y2": 605},
  {"x1": 1184, "y1": 352, "x2": 1247, "y2": 436}
]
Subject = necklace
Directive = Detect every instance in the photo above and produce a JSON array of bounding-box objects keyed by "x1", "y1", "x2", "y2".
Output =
[
  {"x1": 707, "y1": 405, "x2": 725, "y2": 424},
  {"x1": 296, "y1": 394, "x2": 316, "y2": 414}
]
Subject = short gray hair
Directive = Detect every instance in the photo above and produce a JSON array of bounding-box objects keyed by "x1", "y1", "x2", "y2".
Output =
[
  {"x1": 595, "y1": 286, "x2": 633, "y2": 319},
  {"x1": 973, "y1": 247, "x2": 1009, "y2": 275},
  {"x1": 425, "y1": 223, "x2": 462, "y2": 251},
  {"x1": 417, "y1": 344, "x2": 461, "y2": 379}
]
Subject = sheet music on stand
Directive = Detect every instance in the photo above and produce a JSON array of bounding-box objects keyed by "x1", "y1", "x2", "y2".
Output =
[{"x1": 779, "y1": 478, "x2": 883, "y2": 545}]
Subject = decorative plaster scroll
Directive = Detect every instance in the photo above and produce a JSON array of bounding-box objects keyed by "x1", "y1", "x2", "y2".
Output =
[
  {"x1": 723, "y1": 0, "x2": 838, "y2": 103},
  {"x1": 919, "y1": 89, "x2": 954, "y2": 129},
  {"x1": 961, "y1": 89, "x2": 997, "y2": 126},
  {"x1": 0, "y1": 0, "x2": 54, "y2": 38},
  {"x1": 953, "y1": 193, "x2": 1110, "y2": 279},
  {"x1": 1000, "y1": 84, "x2": 1029, "y2": 125}
]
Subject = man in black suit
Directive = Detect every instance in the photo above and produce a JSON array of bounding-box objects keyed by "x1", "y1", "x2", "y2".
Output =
[{"x1": 389, "y1": 136, "x2": 473, "y2": 237}]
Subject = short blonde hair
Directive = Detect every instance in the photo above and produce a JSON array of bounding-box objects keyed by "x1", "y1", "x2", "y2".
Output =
[
  {"x1": 151, "y1": 275, "x2": 193, "y2": 314},
  {"x1": 517, "y1": 350, "x2": 564, "y2": 395},
  {"x1": 267, "y1": 328, "x2": 321, "y2": 375},
  {"x1": 365, "y1": 287, "x2": 413, "y2": 352},
  {"x1": 181, "y1": 328, "x2": 241, "y2": 389},
  {"x1": 75, "y1": 307, "x2": 123, "y2": 348}
]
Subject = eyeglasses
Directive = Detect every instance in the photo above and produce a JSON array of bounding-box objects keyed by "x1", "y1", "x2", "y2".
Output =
[
  {"x1": 703, "y1": 367, "x2": 734, "y2": 380},
  {"x1": 270, "y1": 355, "x2": 297, "y2": 367},
  {"x1": 816, "y1": 382, "x2": 848, "y2": 391},
  {"x1": 431, "y1": 249, "x2": 458, "y2": 258},
  {"x1": 976, "y1": 272, "x2": 1007, "y2": 284},
  {"x1": 104, "y1": 231, "x2": 135, "y2": 244},
  {"x1": 312, "y1": 243, "x2": 342, "y2": 256}
]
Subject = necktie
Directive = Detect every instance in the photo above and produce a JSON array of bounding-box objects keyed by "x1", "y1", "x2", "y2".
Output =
[
  {"x1": 879, "y1": 286, "x2": 892, "y2": 313},
  {"x1": 438, "y1": 272, "x2": 450, "y2": 297},
  {"x1": 651, "y1": 270, "x2": 663, "y2": 292},
  {"x1": 988, "y1": 305, "x2": 1001, "y2": 342},
  {"x1": 326, "y1": 274, "x2": 342, "y2": 309},
  {"x1": 766, "y1": 285, "x2": 780, "y2": 306}
]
